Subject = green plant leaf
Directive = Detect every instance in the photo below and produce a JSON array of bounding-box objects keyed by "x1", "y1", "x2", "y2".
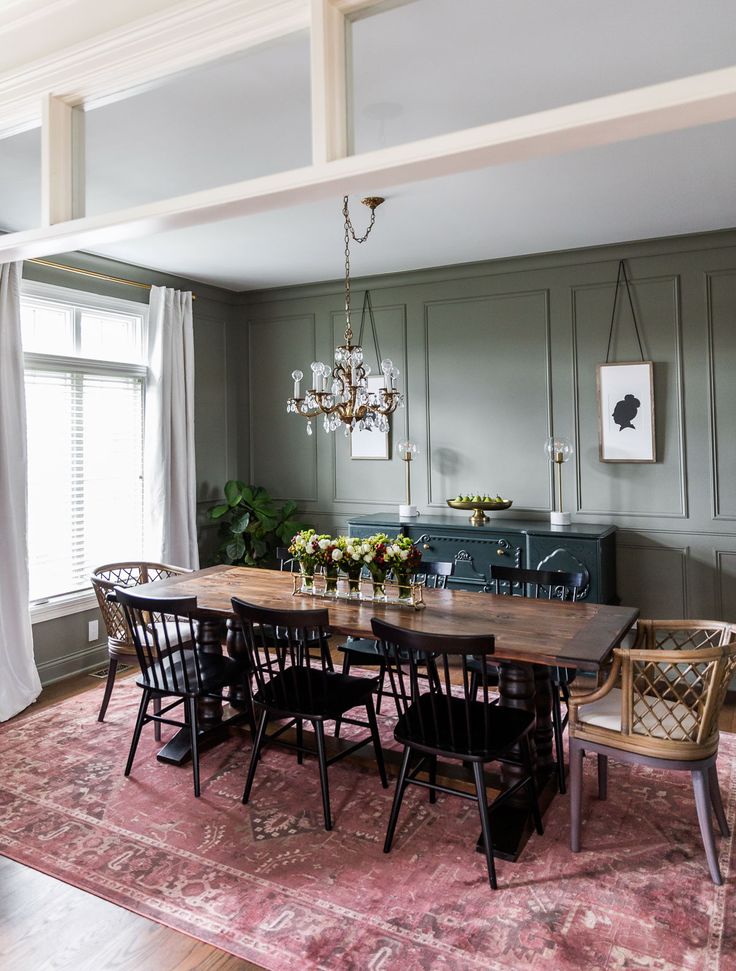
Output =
[
  {"x1": 225, "y1": 536, "x2": 246, "y2": 561},
  {"x1": 224, "y1": 480, "x2": 244, "y2": 506},
  {"x1": 230, "y1": 511, "x2": 251, "y2": 534},
  {"x1": 281, "y1": 500, "x2": 298, "y2": 518},
  {"x1": 208, "y1": 503, "x2": 229, "y2": 520}
]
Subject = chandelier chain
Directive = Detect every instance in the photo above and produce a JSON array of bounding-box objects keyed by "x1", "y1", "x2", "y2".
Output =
[{"x1": 342, "y1": 195, "x2": 377, "y2": 344}]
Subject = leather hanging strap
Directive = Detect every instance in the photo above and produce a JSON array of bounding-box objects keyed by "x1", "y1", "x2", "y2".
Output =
[
  {"x1": 605, "y1": 259, "x2": 645, "y2": 363},
  {"x1": 356, "y1": 290, "x2": 383, "y2": 372}
]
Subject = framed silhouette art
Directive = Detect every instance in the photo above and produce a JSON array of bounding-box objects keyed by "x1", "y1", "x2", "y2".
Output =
[{"x1": 597, "y1": 361, "x2": 656, "y2": 463}]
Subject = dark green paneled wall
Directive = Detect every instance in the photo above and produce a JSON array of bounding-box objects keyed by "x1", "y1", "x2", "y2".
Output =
[{"x1": 237, "y1": 229, "x2": 736, "y2": 623}]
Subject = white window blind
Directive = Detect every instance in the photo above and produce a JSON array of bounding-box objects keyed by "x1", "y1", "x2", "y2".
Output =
[{"x1": 22, "y1": 285, "x2": 147, "y2": 603}]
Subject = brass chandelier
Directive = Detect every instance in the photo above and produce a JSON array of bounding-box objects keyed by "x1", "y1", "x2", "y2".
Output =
[{"x1": 286, "y1": 195, "x2": 403, "y2": 436}]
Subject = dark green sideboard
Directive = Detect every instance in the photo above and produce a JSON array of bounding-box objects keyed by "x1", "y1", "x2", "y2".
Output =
[{"x1": 347, "y1": 513, "x2": 617, "y2": 604}]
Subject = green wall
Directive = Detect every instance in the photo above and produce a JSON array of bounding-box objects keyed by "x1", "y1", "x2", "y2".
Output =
[
  {"x1": 22, "y1": 252, "x2": 238, "y2": 684},
  {"x1": 237, "y1": 229, "x2": 736, "y2": 622}
]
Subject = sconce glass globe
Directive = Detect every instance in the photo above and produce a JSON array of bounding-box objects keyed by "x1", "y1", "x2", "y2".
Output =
[{"x1": 544, "y1": 436, "x2": 574, "y2": 463}]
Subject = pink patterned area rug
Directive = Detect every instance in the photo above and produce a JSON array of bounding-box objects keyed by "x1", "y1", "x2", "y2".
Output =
[{"x1": 0, "y1": 679, "x2": 734, "y2": 971}]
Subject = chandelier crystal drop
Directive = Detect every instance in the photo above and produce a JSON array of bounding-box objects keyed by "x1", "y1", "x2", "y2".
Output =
[{"x1": 286, "y1": 195, "x2": 403, "y2": 434}]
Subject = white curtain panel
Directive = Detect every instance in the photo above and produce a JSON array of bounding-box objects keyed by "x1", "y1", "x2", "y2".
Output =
[
  {"x1": 0, "y1": 262, "x2": 41, "y2": 721},
  {"x1": 144, "y1": 286, "x2": 199, "y2": 569}
]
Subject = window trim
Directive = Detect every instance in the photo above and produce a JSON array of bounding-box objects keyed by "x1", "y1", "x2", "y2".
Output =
[{"x1": 30, "y1": 589, "x2": 99, "y2": 625}]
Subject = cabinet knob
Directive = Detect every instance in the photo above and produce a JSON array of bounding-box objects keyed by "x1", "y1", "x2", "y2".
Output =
[
  {"x1": 423, "y1": 544, "x2": 431, "y2": 551},
  {"x1": 496, "y1": 548, "x2": 505, "y2": 556}
]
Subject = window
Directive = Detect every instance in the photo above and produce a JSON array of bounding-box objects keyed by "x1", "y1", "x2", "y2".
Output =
[{"x1": 21, "y1": 283, "x2": 147, "y2": 604}]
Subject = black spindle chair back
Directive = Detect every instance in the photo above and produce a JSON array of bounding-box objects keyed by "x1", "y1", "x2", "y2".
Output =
[
  {"x1": 117, "y1": 589, "x2": 200, "y2": 694},
  {"x1": 371, "y1": 618, "x2": 497, "y2": 753},
  {"x1": 487, "y1": 564, "x2": 585, "y2": 600},
  {"x1": 409, "y1": 560, "x2": 454, "y2": 589},
  {"x1": 232, "y1": 599, "x2": 332, "y2": 713},
  {"x1": 275, "y1": 547, "x2": 298, "y2": 573}
]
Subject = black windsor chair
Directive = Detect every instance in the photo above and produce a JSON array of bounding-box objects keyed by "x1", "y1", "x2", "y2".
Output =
[
  {"x1": 372, "y1": 617, "x2": 543, "y2": 890},
  {"x1": 116, "y1": 588, "x2": 254, "y2": 797},
  {"x1": 231, "y1": 598, "x2": 388, "y2": 831}
]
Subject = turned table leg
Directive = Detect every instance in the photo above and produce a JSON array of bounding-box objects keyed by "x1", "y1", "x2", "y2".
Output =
[
  {"x1": 226, "y1": 617, "x2": 252, "y2": 712},
  {"x1": 195, "y1": 617, "x2": 226, "y2": 725}
]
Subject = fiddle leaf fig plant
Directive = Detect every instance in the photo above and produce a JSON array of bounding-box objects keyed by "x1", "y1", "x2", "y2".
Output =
[{"x1": 208, "y1": 481, "x2": 307, "y2": 567}]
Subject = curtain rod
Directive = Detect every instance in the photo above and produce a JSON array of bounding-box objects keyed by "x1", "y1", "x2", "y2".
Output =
[{"x1": 27, "y1": 258, "x2": 197, "y2": 300}]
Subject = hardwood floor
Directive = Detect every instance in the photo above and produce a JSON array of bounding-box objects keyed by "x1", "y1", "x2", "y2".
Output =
[{"x1": 2, "y1": 667, "x2": 735, "y2": 971}]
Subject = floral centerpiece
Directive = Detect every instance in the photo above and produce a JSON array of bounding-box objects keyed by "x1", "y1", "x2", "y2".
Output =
[
  {"x1": 385, "y1": 535, "x2": 423, "y2": 602},
  {"x1": 317, "y1": 536, "x2": 343, "y2": 595},
  {"x1": 362, "y1": 532, "x2": 393, "y2": 600},
  {"x1": 289, "y1": 528, "x2": 321, "y2": 592},
  {"x1": 336, "y1": 536, "x2": 364, "y2": 597}
]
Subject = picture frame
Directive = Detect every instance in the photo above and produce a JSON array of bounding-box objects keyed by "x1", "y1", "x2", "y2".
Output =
[
  {"x1": 597, "y1": 361, "x2": 656, "y2": 463},
  {"x1": 349, "y1": 375, "x2": 390, "y2": 460}
]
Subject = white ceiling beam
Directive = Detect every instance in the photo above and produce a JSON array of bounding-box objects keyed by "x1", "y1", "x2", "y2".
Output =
[
  {"x1": 0, "y1": 0, "x2": 309, "y2": 138},
  {"x1": 3, "y1": 65, "x2": 736, "y2": 262},
  {"x1": 40, "y1": 94, "x2": 85, "y2": 225},
  {"x1": 310, "y1": 0, "x2": 348, "y2": 164}
]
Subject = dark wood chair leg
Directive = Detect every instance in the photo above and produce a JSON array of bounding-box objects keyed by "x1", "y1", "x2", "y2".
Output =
[
  {"x1": 187, "y1": 696, "x2": 201, "y2": 798},
  {"x1": 428, "y1": 755, "x2": 437, "y2": 803},
  {"x1": 569, "y1": 742, "x2": 584, "y2": 852},
  {"x1": 550, "y1": 689, "x2": 566, "y2": 794},
  {"x1": 334, "y1": 653, "x2": 352, "y2": 739},
  {"x1": 242, "y1": 709, "x2": 269, "y2": 804},
  {"x1": 124, "y1": 688, "x2": 150, "y2": 777},
  {"x1": 364, "y1": 696, "x2": 388, "y2": 788},
  {"x1": 153, "y1": 695, "x2": 161, "y2": 742},
  {"x1": 523, "y1": 736, "x2": 544, "y2": 835},
  {"x1": 597, "y1": 753, "x2": 608, "y2": 800},
  {"x1": 296, "y1": 718, "x2": 304, "y2": 765},
  {"x1": 708, "y1": 764, "x2": 730, "y2": 837},
  {"x1": 97, "y1": 656, "x2": 118, "y2": 722},
  {"x1": 692, "y1": 768, "x2": 723, "y2": 885},
  {"x1": 375, "y1": 662, "x2": 386, "y2": 715},
  {"x1": 471, "y1": 760, "x2": 498, "y2": 890},
  {"x1": 313, "y1": 720, "x2": 332, "y2": 831},
  {"x1": 384, "y1": 746, "x2": 412, "y2": 853}
]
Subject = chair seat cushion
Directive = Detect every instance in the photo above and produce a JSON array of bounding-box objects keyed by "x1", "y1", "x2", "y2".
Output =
[
  {"x1": 254, "y1": 667, "x2": 378, "y2": 718},
  {"x1": 578, "y1": 687, "x2": 698, "y2": 740},
  {"x1": 135, "y1": 620, "x2": 194, "y2": 647},
  {"x1": 395, "y1": 693, "x2": 535, "y2": 758},
  {"x1": 137, "y1": 651, "x2": 248, "y2": 695}
]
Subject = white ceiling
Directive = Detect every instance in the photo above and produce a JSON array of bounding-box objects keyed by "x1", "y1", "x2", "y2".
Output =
[{"x1": 1, "y1": 0, "x2": 736, "y2": 291}]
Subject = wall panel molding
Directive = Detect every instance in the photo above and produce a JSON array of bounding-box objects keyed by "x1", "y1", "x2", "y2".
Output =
[{"x1": 706, "y1": 268, "x2": 736, "y2": 521}]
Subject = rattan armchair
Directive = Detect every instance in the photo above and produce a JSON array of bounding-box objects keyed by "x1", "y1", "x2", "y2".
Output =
[
  {"x1": 568, "y1": 619, "x2": 736, "y2": 884},
  {"x1": 91, "y1": 561, "x2": 193, "y2": 722}
]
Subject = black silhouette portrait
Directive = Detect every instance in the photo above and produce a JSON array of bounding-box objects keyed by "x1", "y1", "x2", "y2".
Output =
[{"x1": 612, "y1": 394, "x2": 640, "y2": 431}]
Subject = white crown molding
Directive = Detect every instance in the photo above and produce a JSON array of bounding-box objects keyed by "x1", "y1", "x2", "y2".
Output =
[
  {"x1": 0, "y1": 0, "x2": 79, "y2": 36},
  {"x1": 0, "y1": 0, "x2": 310, "y2": 138}
]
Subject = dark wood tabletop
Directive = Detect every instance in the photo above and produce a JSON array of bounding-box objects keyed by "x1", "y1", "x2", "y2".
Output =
[{"x1": 143, "y1": 565, "x2": 638, "y2": 672}]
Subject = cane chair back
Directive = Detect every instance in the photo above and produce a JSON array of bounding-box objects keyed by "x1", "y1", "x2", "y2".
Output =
[
  {"x1": 91, "y1": 561, "x2": 192, "y2": 649},
  {"x1": 570, "y1": 620, "x2": 736, "y2": 760},
  {"x1": 116, "y1": 590, "x2": 202, "y2": 695}
]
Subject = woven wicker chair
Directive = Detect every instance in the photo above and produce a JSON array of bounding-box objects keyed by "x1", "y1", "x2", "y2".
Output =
[
  {"x1": 568, "y1": 619, "x2": 736, "y2": 884},
  {"x1": 91, "y1": 561, "x2": 193, "y2": 723}
]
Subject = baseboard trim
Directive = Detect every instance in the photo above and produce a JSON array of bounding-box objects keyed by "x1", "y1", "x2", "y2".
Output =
[{"x1": 37, "y1": 643, "x2": 109, "y2": 686}]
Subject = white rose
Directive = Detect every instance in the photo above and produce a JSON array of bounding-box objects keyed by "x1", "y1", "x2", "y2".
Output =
[
  {"x1": 318, "y1": 538, "x2": 331, "y2": 550},
  {"x1": 400, "y1": 550, "x2": 409, "y2": 560},
  {"x1": 295, "y1": 536, "x2": 305, "y2": 547},
  {"x1": 391, "y1": 544, "x2": 401, "y2": 554},
  {"x1": 331, "y1": 549, "x2": 343, "y2": 561},
  {"x1": 362, "y1": 543, "x2": 371, "y2": 553},
  {"x1": 306, "y1": 540, "x2": 317, "y2": 553},
  {"x1": 351, "y1": 552, "x2": 361, "y2": 561},
  {"x1": 364, "y1": 553, "x2": 374, "y2": 563}
]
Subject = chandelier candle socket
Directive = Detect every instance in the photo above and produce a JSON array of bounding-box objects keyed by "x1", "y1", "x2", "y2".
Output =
[
  {"x1": 397, "y1": 440, "x2": 418, "y2": 517},
  {"x1": 545, "y1": 435, "x2": 574, "y2": 526},
  {"x1": 286, "y1": 196, "x2": 403, "y2": 436}
]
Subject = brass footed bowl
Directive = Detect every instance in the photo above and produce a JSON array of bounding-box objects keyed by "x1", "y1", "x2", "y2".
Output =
[{"x1": 446, "y1": 498, "x2": 513, "y2": 525}]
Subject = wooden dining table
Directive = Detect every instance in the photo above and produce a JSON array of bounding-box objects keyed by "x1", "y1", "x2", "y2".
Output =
[{"x1": 142, "y1": 564, "x2": 639, "y2": 858}]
